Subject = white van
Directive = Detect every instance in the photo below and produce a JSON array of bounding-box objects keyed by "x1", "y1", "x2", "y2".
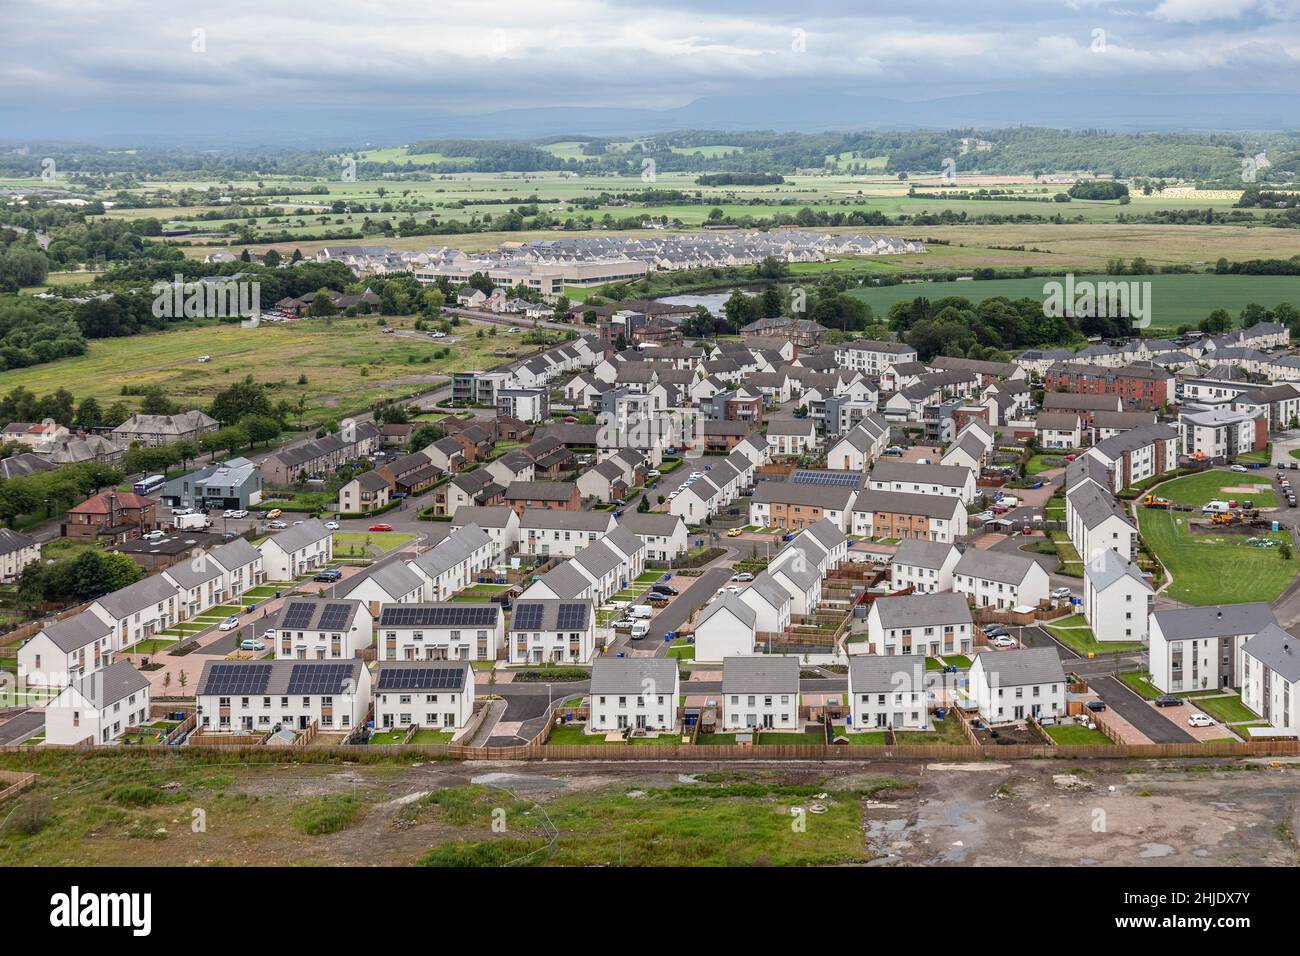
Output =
[
  {"x1": 631, "y1": 621, "x2": 650, "y2": 638},
  {"x1": 1201, "y1": 500, "x2": 1231, "y2": 514},
  {"x1": 629, "y1": 605, "x2": 654, "y2": 619}
]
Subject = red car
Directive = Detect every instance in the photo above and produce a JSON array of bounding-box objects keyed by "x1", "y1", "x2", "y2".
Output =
[{"x1": 368, "y1": 523, "x2": 393, "y2": 532}]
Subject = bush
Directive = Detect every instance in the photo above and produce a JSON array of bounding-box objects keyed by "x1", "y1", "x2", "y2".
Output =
[
  {"x1": 9, "y1": 795, "x2": 51, "y2": 835},
  {"x1": 109, "y1": 784, "x2": 165, "y2": 807},
  {"x1": 292, "y1": 794, "x2": 364, "y2": 835}
]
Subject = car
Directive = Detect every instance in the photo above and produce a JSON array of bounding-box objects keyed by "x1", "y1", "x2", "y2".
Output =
[
  {"x1": 429, "y1": 331, "x2": 446, "y2": 338},
  {"x1": 172, "y1": 507, "x2": 193, "y2": 516},
  {"x1": 228, "y1": 509, "x2": 248, "y2": 519},
  {"x1": 264, "y1": 628, "x2": 277, "y2": 638},
  {"x1": 1051, "y1": 586, "x2": 1073, "y2": 600},
  {"x1": 222, "y1": 509, "x2": 235, "y2": 518},
  {"x1": 239, "y1": 639, "x2": 265, "y2": 651},
  {"x1": 368, "y1": 523, "x2": 393, "y2": 532},
  {"x1": 1154, "y1": 695, "x2": 1183, "y2": 707},
  {"x1": 732, "y1": 571, "x2": 754, "y2": 582},
  {"x1": 313, "y1": 569, "x2": 342, "y2": 582},
  {"x1": 726, "y1": 528, "x2": 744, "y2": 537},
  {"x1": 985, "y1": 626, "x2": 1010, "y2": 639},
  {"x1": 382, "y1": 328, "x2": 395, "y2": 334},
  {"x1": 218, "y1": 616, "x2": 240, "y2": 631},
  {"x1": 1188, "y1": 713, "x2": 1214, "y2": 727},
  {"x1": 689, "y1": 472, "x2": 704, "y2": 479},
  {"x1": 990, "y1": 636, "x2": 1016, "y2": 648},
  {"x1": 1230, "y1": 464, "x2": 1248, "y2": 473},
  {"x1": 973, "y1": 511, "x2": 995, "y2": 522},
  {"x1": 324, "y1": 520, "x2": 340, "y2": 530},
  {"x1": 613, "y1": 617, "x2": 634, "y2": 630},
  {"x1": 650, "y1": 584, "x2": 679, "y2": 596},
  {"x1": 143, "y1": 530, "x2": 165, "y2": 541},
  {"x1": 268, "y1": 520, "x2": 288, "y2": 529},
  {"x1": 508, "y1": 327, "x2": 521, "y2": 333},
  {"x1": 1084, "y1": 700, "x2": 1106, "y2": 713},
  {"x1": 645, "y1": 469, "x2": 661, "y2": 478},
  {"x1": 716, "y1": 585, "x2": 741, "y2": 596},
  {"x1": 265, "y1": 509, "x2": 283, "y2": 519}
]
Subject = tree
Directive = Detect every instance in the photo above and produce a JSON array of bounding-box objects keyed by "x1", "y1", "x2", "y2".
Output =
[
  {"x1": 241, "y1": 415, "x2": 280, "y2": 448},
  {"x1": 74, "y1": 397, "x2": 103, "y2": 429},
  {"x1": 210, "y1": 380, "x2": 276, "y2": 427},
  {"x1": 138, "y1": 385, "x2": 176, "y2": 416},
  {"x1": 308, "y1": 290, "x2": 338, "y2": 317}
]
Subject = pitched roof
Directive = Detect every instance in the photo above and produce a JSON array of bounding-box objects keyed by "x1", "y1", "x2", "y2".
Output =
[
  {"x1": 1084, "y1": 548, "x2": 1151, "y2": 593},
  {"x1": 65, "y1": 660, "x2": 150, "y2": 708},
  {"x1": 1241, "y1": 624, "x2": 1300, "y2": 684},
  {"x1": 506, "y1": 480, "x2": 577, "y2": 501},
  {"x1": 261, "y1": 518, "x2": 332, "y2": 554},
  {"x1": 92, "y1": 573, "x2": 182, "y2": 620},
  {"x1": 891, "y1": 538, "x2": 959, "y2": 571},
  {"x1": 38, "y1": 611, "x2": 112, "y2": 653},
  {"x1": 849, "y1": 653, "x2": 928, "y2": 694},
  {"x1": 753, "y1": 481, "x2": 855, "y2": 511},
  {"x1": 374, "y1": 661, "x2": 473, "y2": 692},
  {"x1": 698, "y1": 593, "x2": 757, "y2": 631},
  {"x1": 954, "y1": 549, "x2": 1040, "y2": 586},
  {"x1": 195, "y1": 659, "x2": 366, "y2": 697},
  {"x1": 973, "y1": 646, "x2": 1066, "y2": 686},
  {"x1": 332, "y1": 557, "x2": 424, "y2": 601},
  {"x1": 590, "y1": 657, "x2": 678, "y2": 695},
  {"x1": 873, "y1": 592, "x2": 972, "y2": 628},
  {"x1": 1151, "y1": 603, "x2": 1277, "y2": 642},
  {"x1": 869, "y1": 459, "x2": 972, "y2": 487},
  {"x1": 273, "y1": 597, "x2": 367, "y2": 632},
  {"x1": 853, "y1": 488, "x2": 963, "y2": 520},
  {"x1": 722, "y1": 655, "x2": 798, "y2": 692}
]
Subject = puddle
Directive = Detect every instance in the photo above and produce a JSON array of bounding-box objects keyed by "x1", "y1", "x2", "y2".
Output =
[
  {"x1": 1138, "y1": 842, "x2": 1175, "y2": 858},
  {"x1": 471, "y1": 771, "x2": 563, "y2": 791}
]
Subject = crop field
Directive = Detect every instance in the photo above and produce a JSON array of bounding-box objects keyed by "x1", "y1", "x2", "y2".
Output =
[
  {"x1": 1, "y1": 316, "x2": 531, "y2": 418},
  {"x1": 847, "y1": 273, "x2": 1300, "y2": 329}
]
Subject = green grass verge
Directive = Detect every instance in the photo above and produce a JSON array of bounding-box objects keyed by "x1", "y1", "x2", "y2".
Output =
[{"x1": 1045, "y1": 723, "x2": 1112, "y2": 745}]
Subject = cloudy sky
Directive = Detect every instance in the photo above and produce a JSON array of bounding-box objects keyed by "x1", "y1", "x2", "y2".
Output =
[{"x1": 2, "y1": 0, "x2": 1298, "y2": 143}]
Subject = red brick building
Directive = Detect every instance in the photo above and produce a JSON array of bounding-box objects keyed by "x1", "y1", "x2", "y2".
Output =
[
  {"x1": 63, "y1": 491, "x2": 157, "y2": 543},
  {"x1": 1044, "y1": 361, "x2": 1173, "y2": 412}
]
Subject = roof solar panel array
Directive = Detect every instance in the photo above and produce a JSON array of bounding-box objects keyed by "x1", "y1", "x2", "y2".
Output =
[
  {"x1": 205, "y1": 663, "x2": 272, "y2": 696},
  {"x1": 556, "y1": 602, "x2": 589, "y2": 630},
  {"x1": 380, "y1": 605, "x2": 498, "y2": 628},
  {"x1": 792, "y1": 470, "x2": 861, "y2": 487},
  {"x1": 512, "y1": 602, "x2": 544, "y2": 630},
  {"x1": 280, "y1": 601, "x2": 317, "y2": 629},
  {"x1": 286, "y1": 662, "x2": 353, "y2": 695},
  {"x1": 376, "y1": 666, "x2": 467, "y2": 691},
  {"x1": 318, "y1": 603, "x2": 353, "y2": 631}
]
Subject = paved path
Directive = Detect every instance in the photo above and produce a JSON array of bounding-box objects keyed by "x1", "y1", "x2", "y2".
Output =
[
  {"x1": 635, "y1": 565, "x2": 735, "y2": 648},
  {"x1": 0, "y1": 710, "x2": 44, "y2": 744},
  {"x1": 1089, "y1": 675, "x2": 1196, "y2": 744}
]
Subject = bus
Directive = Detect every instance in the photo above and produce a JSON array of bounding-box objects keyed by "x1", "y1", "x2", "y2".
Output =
[{"x1": 133, "y1": 474, "x2": 166, "y2": 495}]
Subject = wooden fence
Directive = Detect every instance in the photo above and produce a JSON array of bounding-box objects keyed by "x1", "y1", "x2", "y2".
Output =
[{"x1": 0, "y1": 770, "x2": 35, "y2": 803}]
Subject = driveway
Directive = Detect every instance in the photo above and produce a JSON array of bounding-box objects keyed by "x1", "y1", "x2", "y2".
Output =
[
  {"x1": 1089, "y1": 675, "x2": 1196, "y2": 744},
  {"x1": 633, "y1": 565, "x2": 736, "y2": 649},
  {"x1": 0, "y1": 710, "x2": 44, "y2": 744}
]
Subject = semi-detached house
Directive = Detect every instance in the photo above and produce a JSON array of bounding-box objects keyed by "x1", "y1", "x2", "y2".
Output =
[
  {"x1": 749, "y1": 482, "x2": 855, "y2": 533},
  {"x1": 863, "y1": 592, "x2": 973, "y2": 657},
  {"x1": 194, "y1": 659, "x2": 371, "y2": 734},
  {"x1": 722, "y1": 656, "x2": 800, "y2": 731},
  {"x1": 377, "y1": 602, "x2": 503, "y2": 662},
  {"x1": 952, "y1": 549, "x2": 1050, "y2": 610},
  {"x1": 968, "y1": 646, "x2": 1066, "y2": 723},
  {"x1": 850, "y1": 488, "x2": 967, "y2": 544}
]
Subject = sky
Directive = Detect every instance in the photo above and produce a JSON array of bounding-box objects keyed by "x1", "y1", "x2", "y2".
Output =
[{"x1": 2, "y1": 0, "x2": 1298, "y2": 143}]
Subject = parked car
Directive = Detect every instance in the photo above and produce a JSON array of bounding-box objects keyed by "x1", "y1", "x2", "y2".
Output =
[
  {"x1": 732, "y1": 571, "x2": 754, "y2": 582},
  {"x1": 650, "y1": 584, "x2": 679, "y2": 596},
  {"x1": 1084, "y1": 700, "x2": 1106, "y2": 712},
  {"x1": 1154, "y1": 695, "x2": 1183, "y2": 707},
  {"x1": 228, "y1": 509, "x2": 249, "y2": 519},
  {"x1": 990, "y1": 636, "x2": 1016, "y2": 648},
  {"x1": 1188, "y1": 713, "x2": 1214, "y2": 727},
  {"x1": 313, "y1": 569, "x2": 342, "y2": 582},
  {"x1": 368, "y1": 523, "x2": 393, "y2": 532},
  {"x1": 646, "y1": 469, "x2": 661, "y2": 478},
  {"x1": 324, "y1": 520, "x2": 340, "y2": 530},
  {"x1": 239, "y1": 639, "x2": 265, "y2": 651},
  {"x1": 1051, "y1": 586, "x2": 1073, "y2": 600},
  {"x1": 726, "y1": 528, "x2": 744, "y2": 537},
  {"x1": 268, "y1": 520, "x2": 288, "y2": 529},
  {"x1": 508, "y1": 327, "x2": 522, "y2": 333},
  {"x1": 1230, "y1": 464, "x2": 1248, "y2": 473},
  {"x1": 715, "y1": 585, "x2": 741, "y2": 596},
  {"x1": 218, "y1": 616, "x2": 241, "y2": 631}
]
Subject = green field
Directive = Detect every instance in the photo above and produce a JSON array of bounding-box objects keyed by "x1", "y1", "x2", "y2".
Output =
[
  {"x1": 1138, "y1": 508, "x2": 1297, "y2": 606},
  {"x1": 847, "y1": 274, "x2": 1299, "y2": 331},
  {"x1": 0, "y1": 316, "x2": 531, "y2": 418},
  {"x1": 1155, "y1": 470, "x2": 1277, "y2": 508}
]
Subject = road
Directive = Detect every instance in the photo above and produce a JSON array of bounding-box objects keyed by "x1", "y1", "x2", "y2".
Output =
[
  {"x1": 1089, "y1": 674, "x2": 1196, "y2": 744},
  {"x1": 0, "y1": 710, "x2": 44, "y2": 745},
  {"x1": 635, "y1": 565, "x2": 736, "y2": 649}
]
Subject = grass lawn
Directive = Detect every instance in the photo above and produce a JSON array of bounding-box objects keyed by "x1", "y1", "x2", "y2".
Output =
[
  {"x1": 758, "y1": 731, "x2": 826, "y2": 745},
  {"x1": 696, "y1": 733, "x2": 738, "y2": 745},
  {"x1": 834, "y1": 730, "x2": 889, "y2": 744},
  {"x1": 1047, "y1": 530, "x2": 1083, "y2": 577},
  {"x1": 409, "y1": 729, "x2": 455, "y2": 744},
  {"x1": 1156, "y1": 469, "x2": 1277, "y2": 508},
  {"x1": 1194, "y1": 692, "x2": 1261, "y2": 725},
  {"x1": 1044, "y1": 614, "x2": 1145, "y2": 655},
  {"x1": 546, "y1": 723, "x2": 615, "y2": 745},
  {"x1": 1118, "y1": 671, "x2": 1162, "y2": 700},
  {"x1": 332, "y1": 531, "x2": 415, "y2": 555},
  {"x1": 1237, "y1": 445, "x2": 1272, "y2": 466},
  {"x1": 122, "y1": 638, "x2": 178, "y2": 655},
  {"x1": 369, "y1": 730, "x2": 410, "y2": 744},
  {"x1": 1045, "y1": 723, "x2": 1112, "y2": 745},
  {"x1": 1138, "y1": 507, "x2": 1297, "y2": 605},
  {"x1": 896, "y1": 713, "x2": 969, "y2": 745},
  {"x1": 943, "y1": 655, "x2": 973, "y2": 668},
  {"x1": 667, "y1": 644, "x2": 695, "y2": 660},
  {"x1": 1027, "y1": 452, "x2": 1074, "y2": 475}
]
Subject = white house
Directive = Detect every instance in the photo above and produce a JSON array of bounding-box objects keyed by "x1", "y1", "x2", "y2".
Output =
[
  {"x1": 694, "y1": 594, "x2": 758, "y2": 662},
  {"x1": 208, "y1": 537, "x2": 265, "y2": 601},
  {"x1": 518, "y1": 511, "x2": 614, "y2": 558},
  {"x1": 271, "y1": 597, "x2": 374, "y2": 660},
  {"x1": 42, "y1": 661, "x2": 151, "y2": 746},
  {"x1": 738, "y1": 573, "x2": 793, "y2": 637},
  {"x1": 0, "y1": 529, "x2": 39, "y2": 583},
  {"x1": 588, "y1": 658, "x2": 680, "y2": 734},
  {"x1": 847, "y1": 654, "x2": 930, "y2": 731},
  {"x1": 373, "y1": 661, "x2": 476, "y2": 733},
  {"x1": 615, "y1": 512, "x2": 688, "y2": 562},
  {"x1": 1148, "y1": 603, "x2": 1276, "y2": 693},
  {"x1": 17, "y1": 611, "x2": 114, "y2": 688},
  {"x1": 1035, "y1": 411, "x2": 1082, "y2": 450},
  {"x1": 889, "y1": 539, "x2": 961, "y2": 594},
  {"x1": 448, "y1": 505, "x2": 520, "y2": 559},
  {"x1": 376, "y1": 602, "x2": 503, "y2": 662},
  {"x1": 864, "y1": 592, "x2": 973, "y2": 657},
  {"x1": 1066, "y1": 482, "x2": 1137, "y2": 564},
  {"x1": 722, "y1": 656, "x2": 800, "y2": 731},
  {"x1": 332, "y1": 558, "x2": 426, "y2": 616},
  {"x1": 669, "y1": 474, "x2": 724, "y2": 522},
  {"x1": 407, "y1": 525, "x2": 495, "y2": 602},
  {"x1": 86, "y1": 574, "x2": 184, "y2": 651},
  {"x1": 257, "y1": 519, "x2": 334, "y2": 581},
  {"x1": 952, "y1": 550, "x2": 1050, "y2": 610},
  {"x1": 194, "y1": 659, "x2": 371, "y2": 734},
  {"x1": 968, "y1": 646, "x2": 1066, "y2": 723},
  {"x1": 1083, "y1": 549, "x2": 1153, "y2": 644},
  {"x1": 1240, "y1": 624, "x2": 1300, "y2": 737},
  {"x1": 867, "y1": 460, "x2": 976, "y2": 506},
  {"x1": 508, "y1": 598, "x2": 597, "y2": 664},
  {"x1": 767, "y1": 546, "x2": 823, "y2": 616},
  {"x1": 766, "y1": 417, "x2": 818, "y2": 456}
]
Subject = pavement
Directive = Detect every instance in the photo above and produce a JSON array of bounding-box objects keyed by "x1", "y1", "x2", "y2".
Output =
[
  {"x1": 634, "y1": 565, "x2": 736, "y2": 647},
  {"x1": 0, "y1": 710, "x2": 45, "y2": 744},
  {"x1": 1088, "y1": 675, "x2": 1197, "y2": 744}
]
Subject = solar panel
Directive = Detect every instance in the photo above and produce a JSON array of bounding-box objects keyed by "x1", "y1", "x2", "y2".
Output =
[
  {"x1": 380, "y1": 605, "x2": 498, "y2": 628},
  {"x1": 792, "y1": 470, "x2": 861, "y2": 487},
  {"x1": 556, "y1": 602, "x2": 589, "y2": 630},
  {"x1": 286, "y1": 662, "x2": 352, "y2": 695},
  {"x1": 280, "y1": 601, "x2": 316, "y2": 629},
  {"x1": 513, "y1": 602, "x2": 544, "y2": 630},
  {"x1": 205, "y1": 663, "x2": 271, "y2": 696},
  {"x1": 377, "y1": 666, "x2": 466, "y2": 691},
  {"x1": 318, "y1": 603, "x2": 353, "y2": 631}
]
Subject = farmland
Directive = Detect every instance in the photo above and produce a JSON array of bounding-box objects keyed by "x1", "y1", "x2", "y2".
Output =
[{"x1": 0, "y1": 316, "x2": 532, "y2": 421}]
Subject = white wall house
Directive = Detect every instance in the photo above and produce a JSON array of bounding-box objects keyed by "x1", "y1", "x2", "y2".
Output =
[
  {"x1": 519, "y1": 511, "x2": 615, "y2": 557},
  {"x1": 952, "y1": 550, "x2": 1050, "y2": 610},
  {"x1": 968, "y1": 647, "x2": 1066, "y2": 723},
  {"x1": 18, "y1": 611, "x2": 114, "y2": 688},
  {"x1": 847, "y1": 654, "x2": 930, "y2": 731},
  {"x1": 1240, "y1": 624, "x2": 1300, "y2": 738},
  {"x1": 889, "y1": 539, "x2": 961, "y2": 595},
  {"x1": 373, "y1": 661, "x2": 476, "y2": 733},
  {"x1": 507, "y1": 598, "x2": 597, "y2": 664},
  {"x1": 722, "y1": 656, "x2": 800, "y2": 731},
  {"x1": 588, "y1": 658, "x2": 681, "y2": 733},
  {"x1": 271, "y1": 597, "x2": 374, "y2": 660},
  {"x1": 86, "y1": 574, "x2": 184, "y2": 651},
  {"x1": 694, "y1": 594, "x2": 758, "y2": 662},
  {"x1": 1148, "y1": 603, "x2": 1276, "y2": 693},
  {"x1": 407, "y1": 525, "x2": 495, "y2": 602},
  {"x1": 43, "y1": 661, "x2": 151, "y2": 746},
  {"x1": 1083, "y1": 549, "x2": 1154, "y2": 644},
  {"x1": 448, "y1": 506, "x2": 521, "y2": 560},
  {"x1": 738, "y1": 573, "x2": 793, "y2": 636},
  {"x1": 867, "y1": 460, "x2": 977, "y2": 505},
  {"x1": 863, "y1": 592, "x2": 973, "y2": 657},
  {"x1": 257, "y1": 519, "x2": 334, "y2": 581},
  {"x1": 194, "y1": 659, "x2": 371, "y2": 734},
  {"x1": 376, "y1": 602, "x2": 503, "y2": 662}
]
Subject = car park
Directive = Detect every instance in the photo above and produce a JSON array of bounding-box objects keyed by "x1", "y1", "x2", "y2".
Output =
[
  {"x1": 1188, "y1": 713, "x2": 1214, "y2": 727},
  {"x1": 219, "y1": 616, "x2": 241, "y2": 631},
  {"x1": 1154, "y1": 695, "x2": 1183, "y2": 707}
]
